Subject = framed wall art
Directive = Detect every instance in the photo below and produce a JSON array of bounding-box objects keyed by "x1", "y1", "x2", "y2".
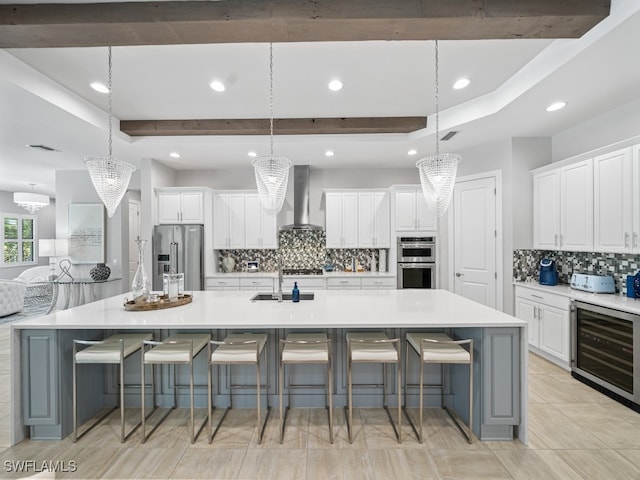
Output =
[{"x1": 68, "y1": 203, "x2": 105, "y2": 264}]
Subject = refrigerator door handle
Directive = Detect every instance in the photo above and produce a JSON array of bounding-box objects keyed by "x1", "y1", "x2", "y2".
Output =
[{"x1": 170, "y1": 242, "x2": 178, "y2": 273}]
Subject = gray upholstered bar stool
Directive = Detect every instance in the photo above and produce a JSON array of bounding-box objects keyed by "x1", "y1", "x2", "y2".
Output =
[
  {"x1": 208, "y1": 333, "x2": 269, "y2": 444},
  {"x1": 404, "y1": 332, "x2": 473, "y2": 443},
  {"x1": 141, "y1": 332, "x2": 210, "y2": 444},
  {"x1": 279, "y1": 332, "x2": 333, "y2": 444},
  {"x1": 346, "y1": 331, "x2": 402, "y2": 443},
  {"x1": 73, "y1": 332, "x2": 152, "y2": 443}
]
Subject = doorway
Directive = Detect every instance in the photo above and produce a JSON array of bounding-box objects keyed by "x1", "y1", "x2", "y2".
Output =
[
  {"x1": 448, "y1": 171, "x2": 502, "y2": 310},
  {"x1": 128, "y1": 199, "x2": 141, "y2": 288}
]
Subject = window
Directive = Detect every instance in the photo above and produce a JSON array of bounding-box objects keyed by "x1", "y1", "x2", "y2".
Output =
[{"x1": 1, "y1": 213, "x2": 37, "y2": 267}]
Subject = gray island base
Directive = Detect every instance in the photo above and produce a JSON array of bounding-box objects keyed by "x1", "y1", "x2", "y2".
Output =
[{"x1": 12, "y1": 289, "x2": 527, "y2": 445}]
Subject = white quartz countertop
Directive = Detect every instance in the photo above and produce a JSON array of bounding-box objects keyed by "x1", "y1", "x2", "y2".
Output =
[
  {"x1": 12, "y1": 289, "x2": 525, "y2": 330},
  {"x1": 514, "y1": 281, "x2": 640, "y2": 315}
]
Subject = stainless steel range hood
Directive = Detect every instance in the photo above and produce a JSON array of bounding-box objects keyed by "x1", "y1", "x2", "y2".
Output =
[{"x1": 280, "y1": 165, "x2": 323, "y2": 231}]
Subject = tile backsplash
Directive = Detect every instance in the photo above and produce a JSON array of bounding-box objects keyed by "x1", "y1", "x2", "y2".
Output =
[
  {"x1": 218, "y1": 229, "x2": 387, "y2": 273},
  {"x1": 513, "y1": 249, "x2": 640, "y2": 294}
]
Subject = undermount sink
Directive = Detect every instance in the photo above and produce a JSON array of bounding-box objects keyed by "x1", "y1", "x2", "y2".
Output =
[{"x1": 250, "y1": 292, "x2": 315, "y2": 301}]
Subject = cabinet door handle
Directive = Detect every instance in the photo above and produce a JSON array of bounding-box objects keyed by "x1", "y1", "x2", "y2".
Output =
[
  {"x1": 634, "y1": 233, "x2": 638, "y2": 249},
  {"x1": 554, "y1": 234, "x2": 558, "y2": 246},
  {"x1": 625, "y1": 232, "x2": 630, "y2": 248},
  {"x1": 559, "y1": 235, "x2": 563, "y2": 248},
  {"x1": 533, "y1": 306, "x2": 538, "y2": 319},
  {"x1": 339, "y1": 280, "x2": 348, "y2": 284},
  {"x1": 531, "y1": 294, "x2": 543, "y2": 299}
]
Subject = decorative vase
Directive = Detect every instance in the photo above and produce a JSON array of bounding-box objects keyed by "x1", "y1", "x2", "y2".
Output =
[
  {"x1": 222, "y1": 255, "x2": 236, "y2": 273},
  {"x1": 131, "y1": 239, "x2": 150, "y2": 301},
  {"x1": 90, "y1": 263, "x2": 111, "y2": 281}
]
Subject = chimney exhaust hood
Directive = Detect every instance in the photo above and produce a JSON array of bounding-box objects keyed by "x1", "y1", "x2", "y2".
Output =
[{"x1": 280, "y1": 165, "x2": 323, "y2": 231}]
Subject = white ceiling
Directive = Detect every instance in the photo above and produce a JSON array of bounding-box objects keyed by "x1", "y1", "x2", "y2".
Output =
[{"x1": 1, "y1": 0, "x2": 640, "y2": 198}]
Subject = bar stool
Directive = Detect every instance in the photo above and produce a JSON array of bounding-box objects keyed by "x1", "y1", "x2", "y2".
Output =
[
  {"x1": 404, "y1": 332, "x2": 473, "y2": 443},
  {"x1": 73, "y1": 332, "x2": 152, "y2": 443},
  {"x1": 346, "y1": 331, "x2": 402, "y2": 444},
  {"x1": 279, "y1": 332, "x2": 333, "y2": 444},
  {"x1": 208, "y1": 333, "x2": 270, "y2": 444},
  {"x1": 141, "y1": 332, "x2": 210, "y2": 444}
]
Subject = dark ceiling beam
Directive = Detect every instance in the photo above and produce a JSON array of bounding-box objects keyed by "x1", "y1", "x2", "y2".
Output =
[
  {"x1": 0, "y1": 0, "x2": 610, "y2": 48},
  {"x1": 120, "y1": 117, "x2": 428, "y2": 136}
]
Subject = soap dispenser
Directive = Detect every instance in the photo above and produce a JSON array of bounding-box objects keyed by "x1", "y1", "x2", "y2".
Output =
[{"x1": 292, "y1": 281, "x2": 300, "y2": 303}]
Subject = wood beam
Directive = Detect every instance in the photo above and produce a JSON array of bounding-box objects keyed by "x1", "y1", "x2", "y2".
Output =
[
  {"x1": 0, "y1": 0, "x2": 610, "y2": 48},
  {"x1": 120, "y1": 117, "x2": 428, "y2": 136}
]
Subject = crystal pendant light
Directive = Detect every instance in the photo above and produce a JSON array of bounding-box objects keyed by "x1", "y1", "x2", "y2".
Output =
[
  {"x1": 416, "y1": 40, "x2": 461, "y2": 217},
  {"x1": 252, "y1": 43, "x2": 292, "y2": 216},
  {"x1": 85, "y1": 46, "x2": 135, "y2": 218},
  {"x1": 13, "y1": 183, "x2": 49, "y2": 214}
]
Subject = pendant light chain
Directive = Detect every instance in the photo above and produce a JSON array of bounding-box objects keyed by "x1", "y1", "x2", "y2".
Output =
[
  {"x1": 269, "y1": 42, "x2": 274, "y2": 156},
  {"x1": 107, "y1": 45, "x2": 113, "y2": 160},
  {"x1": 434, "y1": 39, "x2": 439, "y2": 158}
]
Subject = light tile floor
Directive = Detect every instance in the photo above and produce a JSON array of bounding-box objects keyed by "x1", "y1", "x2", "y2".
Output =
[{"x1": 0, "y1": 324, "x2": 639, "y2": 479}]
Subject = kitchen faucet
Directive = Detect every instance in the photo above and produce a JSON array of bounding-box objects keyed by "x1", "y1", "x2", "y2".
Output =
[{"x1": 273, "y1": 255, "x2": 283, "y2": 302}]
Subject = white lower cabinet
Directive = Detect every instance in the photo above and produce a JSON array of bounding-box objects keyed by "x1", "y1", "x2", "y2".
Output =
[
  {"x1": 205, "y1": 277, "x2": 241, "y2": 291},
  {"x1": 239, "y1": 277, "x2": 274, "y2": 291},
  {"x1": 361, "y1": 277, "x2": 396, "y2": 290},
  {"x1": 326, "y1": 277, "x2": 361, "y2": 290},
  {"x1": 514, "y1": 285, "x2": 570, "y2": 368}
]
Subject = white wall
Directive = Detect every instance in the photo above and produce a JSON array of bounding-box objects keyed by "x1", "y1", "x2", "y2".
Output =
[
  {"x1": 0, "y1": 190, "x2": 55, "y2": 279},
  {"x1": 512, "y1": 138, "x2": 552, "y2": 250},
  {"x1": 55, "y1": 170, "x2": 126, "y2": 299},
  {"x1": 553, "y1": 97, "x2": 640, "y2": 162}
]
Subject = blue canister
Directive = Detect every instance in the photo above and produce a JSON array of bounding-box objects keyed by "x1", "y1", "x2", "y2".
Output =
[{"x1": 627, "y1": 275, "x2": 636, "y2": 298}]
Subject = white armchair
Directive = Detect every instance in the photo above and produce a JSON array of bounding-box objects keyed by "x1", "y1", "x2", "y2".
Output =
[{"x1": 0, "y1": 280, "x2": 27, "y2": 317}]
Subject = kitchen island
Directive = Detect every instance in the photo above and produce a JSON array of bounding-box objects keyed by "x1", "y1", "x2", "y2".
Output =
[{"x1": 10, "y1": 289, "x2": 527, "y2": 445}]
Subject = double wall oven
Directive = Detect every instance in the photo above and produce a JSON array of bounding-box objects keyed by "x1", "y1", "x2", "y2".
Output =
[
  {"x1": 397, "y1": 236, "x2": 436, "y2": 289},
  {"x1": 571, "y1": 301, "x2": 640, "y2": 411}
]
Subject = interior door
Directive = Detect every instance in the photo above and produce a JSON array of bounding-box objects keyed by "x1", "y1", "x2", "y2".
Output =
[{"x1": 453, "y1": 176, "x2": 497, "y2": 308}]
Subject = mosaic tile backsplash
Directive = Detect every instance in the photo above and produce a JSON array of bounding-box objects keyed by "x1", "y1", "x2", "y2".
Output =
[
  {"x1": 513, "y1": 249, "x2": 640, "y2": 295},
  {"x1": 218, "y1": 229, "x2": 388, "y2": 273}
]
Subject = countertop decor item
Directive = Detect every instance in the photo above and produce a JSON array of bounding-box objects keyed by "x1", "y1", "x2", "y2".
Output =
[
  {"x1": 131, "y1": 238, "x2": 150, "y2": 301},
  {"x1": 124, "y1": 293, "x2": 192, "y2": 311},
  {"x1": 89, "y1": 263, "x2": 111, "y2": 281},
  {"x1": 222, "y1": 255, "x2": 236, "y2": 273},
  {"x1": 84, "y1": 46, "x2": 135, "y2": 218}
]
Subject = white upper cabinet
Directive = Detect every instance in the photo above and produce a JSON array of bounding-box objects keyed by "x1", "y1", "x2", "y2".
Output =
[
  {"x1": 560, "y1": 159, "x2": 593, "y2": 251},
  {"x1": 594, "y1": 147, "x2": 633, "y2": 253},
  {"x1": 244, "y1": 193, "x2": 278, "y2": 249},
  {"x1": 533, "y1": 160, "x2": 593, "y2": 251},
  {"x1": 394, "y1": 187, "x2": 437, "y2": 231},
  {"x1": 357, "y1": 191, "x2": 390, "y2": 248},
  {"x1": 213, "y1": 193, "x2": 245, "y2": 249},
  {"x1": 157, "y1": 189, "x2": 205, "y2": 224},
  {"x1": 533, "y1": 170, "x2": 561, "y2": 249},
  {"x1": 325, "y1": 191, "x2": 358, "y2": 248}
]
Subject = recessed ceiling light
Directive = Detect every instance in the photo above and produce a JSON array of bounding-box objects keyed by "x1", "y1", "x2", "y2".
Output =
[
  {"x1": 169, "y1": 152, "x2": 180, "y2": 158},
  {"x1": 408, "y1": 149, "x2": 418, "y2": 156},
  {"x1": 90, "y1": 82, "x2": 109, "y2": 94},
  {"x1": 248, "y1": 151, "x2": 257, "y2": 157},
  {"x1": 210, "y1": 80, "x2": 226, "y2": 92},
  {"x1": 325, "y1": 150, "x2": 335, "y2": 157},
  {"x1": 546, "y1": 101, "x2": 567, "y2": 112},
  {"x1": 453, "y1": 78, "x2": 471, "y2": 90},
  {"x1": 328, "y1": 80, "x2": 343, "y2": 91}
]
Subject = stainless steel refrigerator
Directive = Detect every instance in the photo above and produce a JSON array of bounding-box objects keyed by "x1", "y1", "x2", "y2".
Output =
[{"x1": 152, "y1": 224, "x2": 204, "y2": 291}]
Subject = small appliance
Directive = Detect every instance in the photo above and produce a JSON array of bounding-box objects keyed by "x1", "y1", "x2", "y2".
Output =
[
  {"x1": 247, "y1": 260, "x2": 259, "y2": 272},
  {"x1": 538, "y1": 258, "x2": 558, "y2": 286},
  {"x1": 570, "y1": 273, "x2": 615, "y2": 293}
]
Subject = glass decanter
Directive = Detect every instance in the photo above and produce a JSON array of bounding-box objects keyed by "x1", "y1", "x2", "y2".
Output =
[{"x1": 131, "y1": 238, "x2": 150, "y2": 301}]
